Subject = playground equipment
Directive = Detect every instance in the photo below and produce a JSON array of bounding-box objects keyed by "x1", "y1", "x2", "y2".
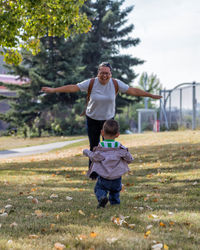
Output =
[{"x1": 159, "y1": 82, "x2": 200, "y2": 130}]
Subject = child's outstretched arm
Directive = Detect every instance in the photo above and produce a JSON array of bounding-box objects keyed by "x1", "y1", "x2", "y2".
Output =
[{"x1": 83, "y1": 149, "x2": 105, "y2": 162}]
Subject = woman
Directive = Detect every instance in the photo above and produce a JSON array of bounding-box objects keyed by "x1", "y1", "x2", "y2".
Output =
[{"x1": 41, "y1": 62, "x2": 162, "y2": 164}]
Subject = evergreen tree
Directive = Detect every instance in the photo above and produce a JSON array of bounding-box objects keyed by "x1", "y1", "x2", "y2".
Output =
[
  {"x1": 0, "y1": 36, "x2": 86, "y2": 137},
  {"x1": 81, "y1": 0, "x2": 144, "y2": 111}
]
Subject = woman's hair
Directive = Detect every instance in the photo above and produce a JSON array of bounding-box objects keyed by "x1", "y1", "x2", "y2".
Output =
[
  {"x1": 98, "y1": 62, "x2": 112, "y2": 72},
  {"x1": 103, "y1": 119, "x2": 119, "y2": 136}
]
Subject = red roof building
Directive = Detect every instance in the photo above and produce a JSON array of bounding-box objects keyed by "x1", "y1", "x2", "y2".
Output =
[{"x1": 0, "y1": 74, "x2": 29, "y2": 93}]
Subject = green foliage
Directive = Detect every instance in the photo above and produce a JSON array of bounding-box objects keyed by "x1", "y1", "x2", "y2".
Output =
[
  {"x1": 0, "y1": 0, "x2": 91, "y2": 64},
  {"x1": 133, "y1": 72, "x2": 162, "y2": 111},
  {"x1": 0, "y1": 0, "x2": 145, "y2": 136},
  {"x1": 0, "y1": 36, "x2": 86, "y2": 137},
  {"x1": 138, "y1": 72, "x2": 162, "y2": 95}
]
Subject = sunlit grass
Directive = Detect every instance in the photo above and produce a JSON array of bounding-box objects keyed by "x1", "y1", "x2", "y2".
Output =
[
  {"x1": 0, "y1": 130, "x2": 200, "y2": 249},
  {"x1": 0, "y1": 135, "x2": 86, "y2": 151}
]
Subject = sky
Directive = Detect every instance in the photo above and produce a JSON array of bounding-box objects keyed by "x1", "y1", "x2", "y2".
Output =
[{"x1": 122, "y1": 0, "x2": 200, "y2": 89}]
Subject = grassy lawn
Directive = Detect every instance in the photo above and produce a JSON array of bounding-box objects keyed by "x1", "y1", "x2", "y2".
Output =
[
  {"x1": 0, "y1": 136, "x2": 85, "y2": 151},
  {"x1": 0, "y1": 130, "x2": 199, "y2": 250}
]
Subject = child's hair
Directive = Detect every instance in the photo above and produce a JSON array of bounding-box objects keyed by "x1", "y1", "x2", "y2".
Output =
[{"x1": 103, "y1": 119, "x2": 119, "y2": 136}]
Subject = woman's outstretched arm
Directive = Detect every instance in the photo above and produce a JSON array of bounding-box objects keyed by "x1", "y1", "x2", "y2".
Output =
[
  {"x1": 126, "y1": 87, "x2": 162, "y2": 99},
  {"x1": 41, "y1": 85, "x2": 80, "y2": 93}
]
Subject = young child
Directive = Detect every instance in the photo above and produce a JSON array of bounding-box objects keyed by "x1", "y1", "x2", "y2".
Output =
[{"x1": 83, "y1": 119, "x2": 134, "y2": 208}]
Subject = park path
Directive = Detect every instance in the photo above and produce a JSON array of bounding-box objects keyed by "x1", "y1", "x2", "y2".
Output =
[{"x1": 0, "y1": 138, "x2": 86, "y2": 159}]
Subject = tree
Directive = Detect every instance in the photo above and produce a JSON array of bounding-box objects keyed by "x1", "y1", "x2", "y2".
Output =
[
  {"x1": 80, "y1": 0, "x2": 144, "y2": 111},
  {"x1": 0, "y1": 0, "x2": 145, "y2": 136},
  {"x1": 0, "y1": 0, "x2": 91, "y2": 65},
  {"x1": 0, "y1": 36, "x2": 86, "y2": 137},
  {"x1": 137, "y1": 72, "x2": 162, "y2": 108}
]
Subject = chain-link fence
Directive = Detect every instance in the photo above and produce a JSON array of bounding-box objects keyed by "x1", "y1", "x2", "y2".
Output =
[{"x1": 160, "y1": 82, "x2": 200, "y2": 130}]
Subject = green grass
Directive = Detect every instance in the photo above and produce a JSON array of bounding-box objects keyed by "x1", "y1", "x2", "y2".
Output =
[{"x1": 0, "y1": 131, "x2": 200, "y2": 250}]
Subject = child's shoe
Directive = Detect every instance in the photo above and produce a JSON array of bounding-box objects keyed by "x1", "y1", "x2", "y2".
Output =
[{"x1": 97, "y1": 197, "x2": 108, "y2": 208}]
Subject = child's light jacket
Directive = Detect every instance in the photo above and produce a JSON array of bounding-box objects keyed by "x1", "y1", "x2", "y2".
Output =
[{"x1": 83, "y1": 145, "x2": 134, "y2": 180}]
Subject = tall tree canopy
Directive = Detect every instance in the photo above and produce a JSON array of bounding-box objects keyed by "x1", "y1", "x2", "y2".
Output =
[
  {"x1": 81, "y1": 0, "x2": 143, "y2": 80},
  {"x1": 0, "y1": 0, "x2": 91, "y2": 65},
  {"x1": 81, "y1": 0, "x2": 144, "y2": 111}
]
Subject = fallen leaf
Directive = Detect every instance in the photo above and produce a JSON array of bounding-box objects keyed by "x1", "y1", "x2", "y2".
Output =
[
  {"x1": 50, "y1": 194, "x2": 58, "y2": 198},
  {"x1": 32, "y1": 198, "x2": 39, "y2": 204},
  {"x1": 146, "y1": 174, "x2": 154, "y2": 178},
  {"x1": 46, "y1": 200, "x2": 53, "y2": 204},
  {"x1": 121, "y1": 184, "x2": 125, "y2": 192},
  {"x1": 146, "y1": 225, "x2": 153, "y2": 230},
  {"x1": 0, "y1": 213, "x2": 8, "y2": 217},
  {"x1": 90, "y1": 232, "x2": 97, "y2": 238},
  {"x1": 50, "y1": 224, "x2": 55, "y2": 229},
  {"x1": 128, "y1": 224, "x2": 135, "y2": 229},
  {"x1": 78, "y1": 210, "x2": 85, "y2": 216},
  {"x1": 27, "y1": 196, "x2": 34, "y2": 199},
  {"x1": 0, "y1": 208, "x2": 5, "y2": 214},
  {"x1": 66, "y1": 196, "x2": 73, "y2": 200},
  {"x1": 31, "y1": 188, "x2": 37, "y2": 192},
  {"x1": 153, "y1": 198, "x2": 158, "y2": 202},
  {"x1": 5, "y1": 205, "x2": 12, "y2": 209},
  {"x1": 148, "y1": 214, "x2": 158, "y2": 219},
  {"x1": 151, "y1": 243, "x2": 163, "y2": 249},
  {"x1": 29, "y1": 234, "x2": 39, "y2": 239},
  {"x1": 164, "y1": 244, "x2": 169, "y2": 250},
  {"x1": 54, "y1": 242, "x2": 65, "y2": 249},
  {"x1": 111, "y1": 216, "x2": 123, "y2": 226},
  {"x1": 77, "y1": 234, "x2": 87, "y2": 240},
  {"x1": 159, "y1": 222, "x2": 166, "y2": 227},
  {"x1": 125, "y1": 183, "x2": 134, "y2": 187},
  {"x1": 34, "y1": 210, "x2": 43, "y2": 217},
  {"x1": 10, "y1": 222, "x2": 18, "y2": 228},
  {"x1": 134, "y1": 195, "x2": 143, "y2": 200},
  {"x1": 106, "y1": 237, "x2": 118, "y2": 244},
  {"x1": 144, "y1": 230, "x2": 151, "y2": 238}
]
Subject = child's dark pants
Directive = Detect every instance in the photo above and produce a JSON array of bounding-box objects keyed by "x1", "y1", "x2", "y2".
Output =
[{"x1": 94, "y1": 176, "x2": 122, "y2": 205}]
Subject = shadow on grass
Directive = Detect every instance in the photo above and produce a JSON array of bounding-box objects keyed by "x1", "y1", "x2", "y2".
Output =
[{"x1": 0, "y1": 141, "x2": 199, "y2": 247}]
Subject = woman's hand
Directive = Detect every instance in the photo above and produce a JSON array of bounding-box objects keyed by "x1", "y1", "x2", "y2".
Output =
[
  {"x1": 151, "y1": 94, "x2": 162, "y2": 99},
  {"x1": 41, "y1": 87, "x2": 55, "y2": 93}
]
